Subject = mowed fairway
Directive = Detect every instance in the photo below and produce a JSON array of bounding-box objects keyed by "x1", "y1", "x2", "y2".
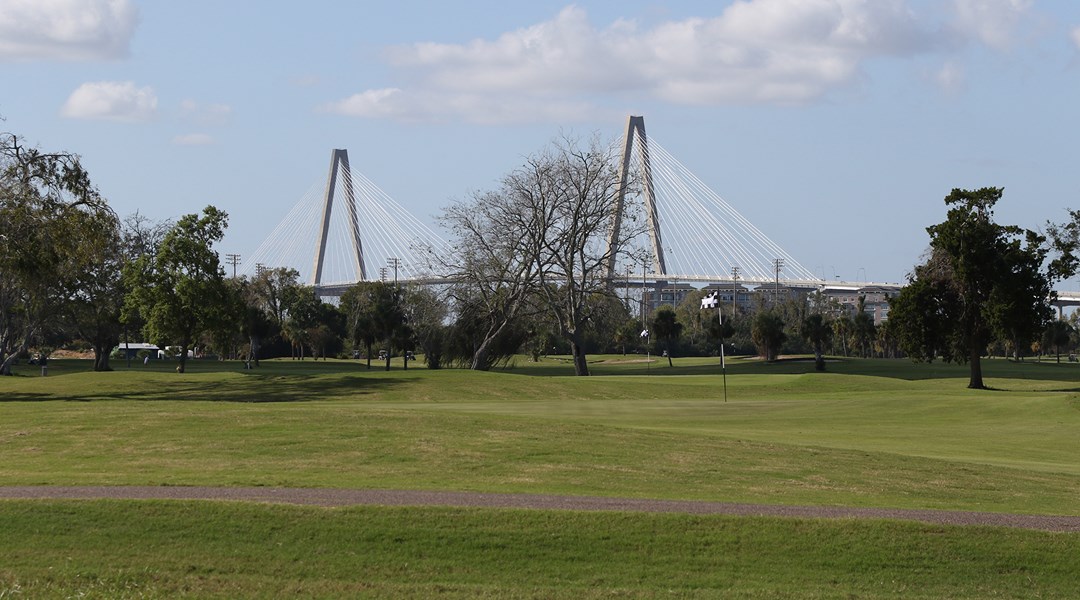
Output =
[{"x1": 3, "y1": 356, "x2": 1080, "y2": 597}]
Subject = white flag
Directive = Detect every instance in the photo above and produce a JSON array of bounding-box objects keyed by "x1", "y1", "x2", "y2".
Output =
[
  {"x1": 640, "y1": 329, "x2": 649, "y2": 338},
  {"x1": 700, "y1": 291, "x2": 719, "y2": 310}
]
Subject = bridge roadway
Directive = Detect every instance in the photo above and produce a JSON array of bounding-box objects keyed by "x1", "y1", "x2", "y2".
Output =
[{"x1": 313, "y1": 277, "x2": 1080, "y2": 310}]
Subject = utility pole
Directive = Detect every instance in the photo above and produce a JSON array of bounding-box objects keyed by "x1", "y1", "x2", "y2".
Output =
[
  {"x1": 731, "y1": 265, "x2": 740, "y2": 316},
  {"x1": 225, "y1": 253, "x2": 241, "y2": 278},
  {"x1": 773, "y1": 258, "x2": 784, "y2": 306},
  {"x1": 379, "y1": 267, "x2": 388, "y2": 282},
  {"x1": 642, "y1": 257, "x2": 650, "y2": 373},
  {"x1": 387, "y1": 257, "x2": 400, "y2": 284}
]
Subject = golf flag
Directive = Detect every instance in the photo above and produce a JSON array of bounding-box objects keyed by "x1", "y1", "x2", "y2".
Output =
[
  {"x1": 700, "y1": 291, "x2": 719, "y2": 310},
  {"x1": 640, "y1": 328, "x2": 649, "y2": 338}
]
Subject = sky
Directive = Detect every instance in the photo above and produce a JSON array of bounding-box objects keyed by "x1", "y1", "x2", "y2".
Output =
[{"x1": 2, "y1": 0, "x2": 1080, "y2": 286}]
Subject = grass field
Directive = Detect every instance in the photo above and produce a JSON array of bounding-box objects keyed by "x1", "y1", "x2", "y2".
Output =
[{"x1": 3, "y1": 354, "x2": 1079, "y2": 597}]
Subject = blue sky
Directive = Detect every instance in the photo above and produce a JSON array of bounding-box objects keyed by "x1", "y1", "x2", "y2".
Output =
[{"x1": 3, "y1": 0, "x2": 1080, "y2": 285}]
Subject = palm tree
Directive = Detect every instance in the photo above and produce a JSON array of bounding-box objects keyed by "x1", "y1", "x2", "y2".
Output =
[
  {"x1": 1042, "y1": 320, "x2": 1075, "y2": 363},
  {"x1": 651, "y1": 307, "x2": 683, "y2": 367},
  {"x1": 800, "y1": 313, "x2": 833, "y2": 371},
  {"x1": 751, "y1": 311, "x2": 786, "y2": 362}
]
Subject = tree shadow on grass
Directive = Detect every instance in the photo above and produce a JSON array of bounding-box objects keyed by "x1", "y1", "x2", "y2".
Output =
[
  {"x1": 117, "y1": 373, "x2": 404, "y2": 403},
  {"x1": 497, "y1": 355, "x2": 1080, "y2": 383},
  {"x1": 0, "y1": 370, "x2": 407, "y2": 403}
]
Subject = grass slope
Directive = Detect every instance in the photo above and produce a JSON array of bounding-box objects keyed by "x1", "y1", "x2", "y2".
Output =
[
  {"x1": 3, "y1": 500, "x2": 1080, "y2": 599},
  {"x1": 3, "y1": 356, "x2": 1080, "y2": 597},
  {"x1": 3, "y1": 356, "x2": 1079, "y2": 514}
]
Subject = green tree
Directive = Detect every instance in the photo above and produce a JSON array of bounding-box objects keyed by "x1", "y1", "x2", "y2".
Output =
[
  {"x1": 116, "y1": 213, "x2": 173, "y2": 365},
  {"x1": 852, "y1": 296, "x2": 876, "y2": 358},
  {"x1": 650, "y1": 306, "x2": 683, "y2": 367},
  {"x1": 800, "y1": 313, "x2": 833, "y2": 371},
  {"x1": 890, "y1": 188, "x2": 1052, "y2": 389},
  {"x1": 831, "y1": 314, "x2": 852, "y2": 357},
  {"x1": 249, "y1": 266, "x2": 301, "y2": 330},
  {"x1": 675, "y1": 289, "x2": 714, "y2": 355},
  {"x1": 875, "y1": 318, "x2": 900, "y2": 359},
  {"x1": 340, "y1": 282, "x2": 377, "y2": 367},
  {"x1": 1, "y1": 132, "x2": 118, "y2": 375},
  {"x1": 340, "y1": 281, "x2": 407, "y2": 370},
  {"x1": 1042, "y1": 320, "x2": 1074, "y2": 363},
  {"x1": 206, "y1": 277, "x2": 246, "y2": 361},
  {"x1": 444, "y1": 293, "x2": 530, "y2": 369},
  {"x1": 281, "y1": 288, "x2": 336, "y2": 360},
  {"x1": 751, "y1": 311, "x2": 786, "y2": 362},
  {"x1": 611, "y1": 317, "x2": 641, "y2": 356},
  {"x1": 123, "y1": 206, "x2": 230, "y2": 373},
  {"x1": 402, "y1": 285, "x2": 449, "y2": 369},
  {"x1": 60, "y1": 207, "x2": 124, "y2": 371}
]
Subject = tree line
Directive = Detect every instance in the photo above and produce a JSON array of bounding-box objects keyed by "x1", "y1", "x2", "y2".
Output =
[{"x1": 4, "y1": 127, "x2": 1080, "y2": 382}]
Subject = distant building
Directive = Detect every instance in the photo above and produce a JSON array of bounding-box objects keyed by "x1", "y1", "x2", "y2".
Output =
[
  {"x1": 644, "y1": 280, "x2": 697, "y2": 313},
  {"x1": 700, "y1": 283, "x2": 754, "y2": 313},
  {"x1": 821, "y1": 285, "x2": 900, "y2": 325}
]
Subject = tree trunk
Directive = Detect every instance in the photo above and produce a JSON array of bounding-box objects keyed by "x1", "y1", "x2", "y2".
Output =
[
  {"x1": 968, "y1": 347, "x2": 984, "y2": 389},
  {"x1": 91, "y1": 330, "x2": 117, "y2": 371},
  {"x1": 1, "y1": 333, "x2": 32, "y2": 376},
  {"x1": 471, "y1": 340, "x2": 493, "y2": 371},
  {"x1": 0, "y1": 352, "x2": 18, "y2": 376},
  {"x1": 93, "y1": 346, "x2": 112, "y2": 372},
  {"x1": 366, "y1": 340, "x2": 372, "y2": 369},
  {"x1": 177, "y1": 344, "x2": 188, "y2": 373},
  {"x1": 249, "y1": 335, "x2": 260, "y2": 367},
  {"x1": 570, "y1": 338, "x2": 589, "y2": 376}
]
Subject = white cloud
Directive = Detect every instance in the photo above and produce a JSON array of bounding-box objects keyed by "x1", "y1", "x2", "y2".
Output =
[
  {"x1": 321, "y1": 88, "x2": 407, "y2": 120},
  {"x1": 172, "y1": 133, "x2": 215, "y2": 146},
  {"x1": 951, "y1": 0, "x2": 1033, "y2": 50},
  {"x1": 60, "y1": 81, "x2": 157, "y2": 121},
  {"x1": 290, "y1": 74, "x2": 322, "y2": 87},
  {"x1": 934, "y1": 60, "x2": 965, "y2": 93},
  {"x1": 327, "y1": 2, "x2": 942, "y2": 123},
  {"x1": 180, "y1": 99, "x2": 233, "y2": 126},
  {"x1": 0, "y1": 0, "x2": 138, "y2": 61},
  {"x1": 323, "y1": 87, "x2": 607, "y2": 125}
]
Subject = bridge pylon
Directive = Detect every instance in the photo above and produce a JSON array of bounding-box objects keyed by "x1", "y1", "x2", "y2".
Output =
[
  {"x1": 606, "y1": 115, "x2": 666, "y2": 280},
  {"x1": 312, "y1": 149, "x2": 365, "y2": 286}
]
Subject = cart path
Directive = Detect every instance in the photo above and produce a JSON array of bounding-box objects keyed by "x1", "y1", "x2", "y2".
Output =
[{"x1": 2, "y1": 486, "x2": 1079, "y2": 532}]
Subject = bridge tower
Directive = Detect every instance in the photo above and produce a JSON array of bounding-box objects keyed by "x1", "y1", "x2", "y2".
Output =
[
  {"x1": 312, "y1": 148, "x2": 366, "y2": 286},
  {"x1": 606, "y1": 115, "x2": 666, "y2": 280}
]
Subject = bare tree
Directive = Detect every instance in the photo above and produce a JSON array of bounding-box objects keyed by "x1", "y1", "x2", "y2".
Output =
[
  {"x1": 437, "y1": 188, "x2": 545, "y2": 371},
  {"x1": 437, "y1": 134, "x2": 642, "y2": 375},
  {"x1": 526, "y1": 135, "x2": 643, "y2": 375}
]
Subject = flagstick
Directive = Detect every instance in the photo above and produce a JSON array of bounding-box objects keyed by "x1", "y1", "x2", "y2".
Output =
[
  {"x1": 718, "y1": 303, "x2": 727, "y2": 402},
  {"x1": 701, "y1": 291, "x2": 728, "y2": 403}
]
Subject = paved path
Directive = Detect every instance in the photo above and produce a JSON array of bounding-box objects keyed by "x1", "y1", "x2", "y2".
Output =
[{"x1": 2, "y1": 486, "x2": 1079, "y2": 532}]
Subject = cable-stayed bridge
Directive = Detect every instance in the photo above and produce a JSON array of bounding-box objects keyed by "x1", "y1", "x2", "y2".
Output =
[
  {"x1": 246, "y1": 116, "x2": 858, "y2": 296},
  {"x1": 248, "y1": 116, "x2": 1080, "y2": 312},
  {"x1": 244, "y1": 149, "x2": 455, "y2": 292}
]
